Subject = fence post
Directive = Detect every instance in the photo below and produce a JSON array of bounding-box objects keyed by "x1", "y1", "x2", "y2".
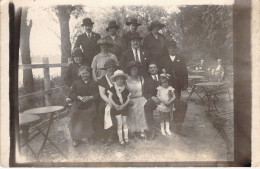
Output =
[{"x1": 42, "y1": 57, "x2": 51, "y2": 106}]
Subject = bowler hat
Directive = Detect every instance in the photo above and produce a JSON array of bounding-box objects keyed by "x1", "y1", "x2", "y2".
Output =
[
  {"x1": 126, "y1": 18, "x2": 141, "y2": 26},
  {"x1": 110, "y1": 70, "x2": 129, "y2": 83},
  {"x1": 128, "y1": 33, "x2": 143, "y2": 41},
  {"x1": 101, "y1": 59, "x2": 118, "y2": 70},
  {"x1": 106, "y1": 21, "x2": 120, "y2": 31},
  {"x1": 148, "y1": 21, "x2": 165, "y2": 31},
  {"x1": 71, "y1": 48, "x2": 83, "y2": 58},
  {"x1": 81, "y1": 18, "x2": 94, "y2": 26},
  {"x1": 97, "y1": 38, "x2": 114, "y2": 48}
]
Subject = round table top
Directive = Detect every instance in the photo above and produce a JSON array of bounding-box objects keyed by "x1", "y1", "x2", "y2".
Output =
[
  {"x1": 191, "y1": 70, "x2": 205, "y2": 73},
  {"x1": 23, "y1": 106, "x2": 64, "y2": 115},
  {"x1": 19, "y1": 113, "x2": 40, "y2": 125},
  {"x1": 188, "y1": 75, "x2": 204, "y2": 79},
  {"x1": 195, "y1": 82, "x2": 224, "y2": 87}
]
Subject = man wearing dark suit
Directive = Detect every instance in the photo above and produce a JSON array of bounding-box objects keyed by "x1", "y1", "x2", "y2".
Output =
[
  {"x1": 143, "y1": 21, "x2": 168, "y2": 65},
  {"x1": 103, "y1": 21, "x2": 123, "y2": 61},
  {"x1": 143, "y1": 63, "x2": 161, "y2": 140},
  {"x1": 74, "y1": 18, "x2": 101, "y2": 66},
  {"x1": 120, "y1": 33, "x2": 148, "y2": 73},
  {"x1": 159, "y1": 40, "x2": 188, "y2": 99},
  {"x1": 122, "y1": 18, "x2": 142, "y2": 51}
]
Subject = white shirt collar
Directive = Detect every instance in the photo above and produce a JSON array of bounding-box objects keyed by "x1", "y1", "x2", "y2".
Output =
[
  {"x1": 110, "y1": 35, "x2": 116, "y2": 40},
  {"x1": 131, "y1": 48, "x2": 141, "y2": 61},
  {"x1": 86, "y1": 32, "x2": 92, "y2": 37},
  {"x1": 169, "y1": 55, "x2": 176, "y2": 62}
]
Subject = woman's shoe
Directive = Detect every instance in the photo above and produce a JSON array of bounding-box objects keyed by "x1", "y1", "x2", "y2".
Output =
[
  {"x1": 119, "y1": 141, "x2": 125, "y2": 146},
  {"x1": 161, "y1": 129, "x2": 166, "y2": 136},
  {"x1": 73, "y1": 140, "x2": 80, "y2": 147}
]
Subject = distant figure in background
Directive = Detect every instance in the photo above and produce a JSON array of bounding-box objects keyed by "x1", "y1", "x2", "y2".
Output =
[
  {"x1": 214, "y1": 59, "x2": 226, "y2": 81},
  {"x1": 122, "y1": 18, "x2": 142, "y2": 51},
  {"x1": 143, "y1": 21, "x2": 168, "y2": 65},
  {"x1": 103, "y1": 21, "x2": 123, "y2": 61},
  {"x1": 69, "y1": 66, "x2": 99, "y2": 147},
  {"x1": 91, "y1": 38, "x2": 119, "y2": 81},
  {"x1": 74, "y1": 18, "x2": 101, "y2": 66},
  {"x1": 159, "y1": 40, "x2": 188, "y2": 99},
  {"x1": 120, "y1": 33, "x2": 148, "y2": 73}
]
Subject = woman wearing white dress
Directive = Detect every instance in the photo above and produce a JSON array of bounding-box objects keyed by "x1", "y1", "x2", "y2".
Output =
[{"x1": 126, "y1": 61, "x2": 148, "y2": 139}]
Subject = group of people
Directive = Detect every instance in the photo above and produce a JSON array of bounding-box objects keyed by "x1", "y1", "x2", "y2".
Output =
[{"x1": 64, "y1": 17, "x2": 188, "y2": 147}]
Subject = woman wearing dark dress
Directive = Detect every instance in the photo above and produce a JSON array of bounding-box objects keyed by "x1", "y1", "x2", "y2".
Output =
[
  {"x1": 69, "y1": 66, "x2": 99, "y2": 147},
  {"x1": 97, "y1": 59, "x2": 118, "y2": 145}
]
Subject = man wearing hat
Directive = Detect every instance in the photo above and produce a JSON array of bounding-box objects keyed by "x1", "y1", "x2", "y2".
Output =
[
  {"x1": 143, "y1": 20, "x2": 168, "y2": 65},
  {"x1": 74, "y1": 18, "x2": 101, "y2": 66},
  {"x1": 122, "y1": 18, "x2": 142, "y2": 51},
  {"x1": 120, "y1": 33, "x2": 148, "y2": 73},
  {"x1": 103, "y1": 21, "x2": 123, "y2": 60},
  {"x1": 159, "y1": 40, "x2": 188, "y2": 99}
]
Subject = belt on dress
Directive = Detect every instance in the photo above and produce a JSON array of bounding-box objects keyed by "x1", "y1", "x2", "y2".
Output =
[{"x1": 130, "y1": 95, "x2": 143, "y2": 99}]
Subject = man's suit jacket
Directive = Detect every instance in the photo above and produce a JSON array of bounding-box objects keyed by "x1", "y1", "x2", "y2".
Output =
[
  {"x1": 73, "y1": 32, "x2": 101, "y2": 65},
  {"x1": 143, "y1": 33, "x2": 168, "y2": 65},
  {"x1": 122, "y1": 31, "x2": 141, "y2": 51},
  {"x1": 120, "y1": 48, "x2": 148, "y2": 71},
  {"x1": 103, "y1": 35, "x2": 123, "y2": 60},
  {"x1": 143, "y1": 75, "x2": 160, "y2": 100},
  {"x1": 159, "y1": 54, "x2": 188, "y2": 90}
]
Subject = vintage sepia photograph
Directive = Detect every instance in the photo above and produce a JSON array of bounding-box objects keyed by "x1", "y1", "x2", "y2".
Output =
[{"x1": 1, "y1": 0, "x2": 255, "y2": 167}]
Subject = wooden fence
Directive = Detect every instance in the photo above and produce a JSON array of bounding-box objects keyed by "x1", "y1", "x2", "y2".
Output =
[{"x1": 19, "y1": 57, "x2": 69, "y2": 106}]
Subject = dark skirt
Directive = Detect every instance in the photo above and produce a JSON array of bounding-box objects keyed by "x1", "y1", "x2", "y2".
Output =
[
  {"x1": 111, "y1": 107, "x2": 128, "y2": 116},
  {"x1": 69, "y1": 101, "x2": 97, "y2": 141}
]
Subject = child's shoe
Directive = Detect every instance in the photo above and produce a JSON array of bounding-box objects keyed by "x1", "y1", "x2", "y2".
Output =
[
  {"x1": 161, "y1": 129, "x2": 166, "y2": 136},
  {"x1": 165, "y1": 129, "x2": 172, "y2": 136}
]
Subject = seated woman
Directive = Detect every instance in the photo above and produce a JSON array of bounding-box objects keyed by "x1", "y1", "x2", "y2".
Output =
[
  {"x1": 69, "y1": 66, "x2": 99, "y2": 147},
  {"x1": 91, "y1": 38, "x2": 119, "y2": 82},
  {"x1": 126, "y1": 61, "x2": 148, "y2": 140},
  {"x1": 108, "y1": 70, "x2": 131, "y2": 146}
]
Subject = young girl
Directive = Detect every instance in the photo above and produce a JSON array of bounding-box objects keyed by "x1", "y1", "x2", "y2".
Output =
[
  {"x1": 108, "y1": 70, "x2": 131, "y2": 145},
  {"x1": 156, "y1": 73, "x2": 176, "y2": 136}
]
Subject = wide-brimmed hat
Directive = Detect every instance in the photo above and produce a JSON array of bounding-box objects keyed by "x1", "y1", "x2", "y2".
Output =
[
  {"x1": 160, "y1": 73, "x2": 171, "y2": 80},
  {"x1": 126, "y1": 18, "x2": 141, "y2": 26},
  {"x1": 71, "y1": 48, "x2": 83, "y2": 58},
  {"x1": 148, "y1": 21, "x2": 165, "y2": 31},
  {"x1": 125, "y1": 61, "x2": 143, "y2": 73},
  {"x1": 78, "y1": 66, "x2": 91, "y2": 77},
  {"x1": 128, "y1": 33, "x2": 143, "y2": 41},
  {"x1": 111, "y1": 70, "x2": 129, "y2": 83},
  {"x1": 106, "y1": 21, "x2": 120, "y2": 31},
  {"x1": 97, "y1": 38, "x2": 114, "y2": 48},
  {"x1": 81, "y1": 18, "x2": 94, "y2": 26},
  {"x1": 101, "y1": 59, "x2": 118, "y2": 70}
]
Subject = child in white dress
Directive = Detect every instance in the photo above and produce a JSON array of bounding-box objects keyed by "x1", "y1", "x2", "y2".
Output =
[{"x1": 156, "y1": 73, "x2": 176, "y2": 136}]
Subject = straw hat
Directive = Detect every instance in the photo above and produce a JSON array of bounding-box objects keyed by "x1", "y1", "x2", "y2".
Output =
[{"x1": 110, "y1": 70, "x2": 129, "y2": 82}]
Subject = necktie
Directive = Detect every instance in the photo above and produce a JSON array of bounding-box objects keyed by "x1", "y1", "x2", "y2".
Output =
[
  {"x1": 153, "y1": 75, "x2": 158, "y2": 81},
  {"x1": 135, "y1": 49, "x2": 140, "y2": 62}
]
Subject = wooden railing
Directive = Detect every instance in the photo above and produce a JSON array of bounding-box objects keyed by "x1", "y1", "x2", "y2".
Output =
[{"x1": 19, "y1": 57, "x2": 69, "y2": 106}]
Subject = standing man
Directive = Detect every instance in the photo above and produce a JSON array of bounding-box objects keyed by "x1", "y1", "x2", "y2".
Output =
[
  {"x1": 120, "y1": 33, "x2": 148, "y2": 73},
  {"x1": 159, "y1": 40, "x2": 188, "y2": 99},
  {"x1": 143, "y1": 21, "x2": 168, "y2": 65},
  {"x1": 74, "y1": 18, "x2": 101, "y2": 66},
  {"x1": 143, "y1": 63, "x2": 161, "y2": 140},
  {"x1": 103, "y1": 21, "x2": 123, "y2": 61},
  {"x1": 122, "y1": 18, "x2": 142, "y2": 51}
]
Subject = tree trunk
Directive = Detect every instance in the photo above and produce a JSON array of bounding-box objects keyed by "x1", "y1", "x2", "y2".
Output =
[
  {"x1": 20, "y1": 7, "x2": 35, "y2": 110},
  {"x1": 57, "y1": 6, "x2": 72, "y2": 80}
]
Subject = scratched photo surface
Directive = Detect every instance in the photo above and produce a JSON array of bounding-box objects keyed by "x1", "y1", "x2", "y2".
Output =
[{"x1": 14, "y1": 1, "x2": 236, "y2": 165}]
